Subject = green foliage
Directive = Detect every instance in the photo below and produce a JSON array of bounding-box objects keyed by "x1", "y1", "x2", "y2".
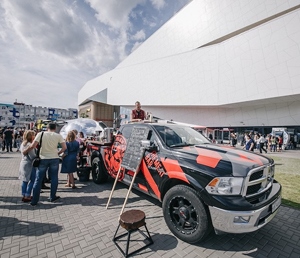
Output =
[
  {"x1": 80, "y1": 113, "x2": 89, "y2": 118},
  {"x1": 271, "y1": 156, "x2": 300, "y2": 210}
]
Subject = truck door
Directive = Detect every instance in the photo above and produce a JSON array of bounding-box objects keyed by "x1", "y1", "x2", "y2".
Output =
[{"x1": 141, "y1": 131, "x2": 166, "y2": 198}]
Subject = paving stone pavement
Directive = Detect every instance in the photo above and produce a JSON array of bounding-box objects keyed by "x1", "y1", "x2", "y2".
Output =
[{"x1": 0, "y1": 150, "x2": 300, "y2": 258}]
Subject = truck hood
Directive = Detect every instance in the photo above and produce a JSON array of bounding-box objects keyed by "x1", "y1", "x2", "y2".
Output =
[{"x1": 172, "y1": 144, "x2": 273, "y2": 177}]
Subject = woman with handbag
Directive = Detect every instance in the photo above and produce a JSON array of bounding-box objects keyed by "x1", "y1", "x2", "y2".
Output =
[
  {"x1": 18, "y1": 130, "x2": 37, "y2": 202},
  {"x1": 61, "y1": 131, "x2": 80, "y2": 189}
]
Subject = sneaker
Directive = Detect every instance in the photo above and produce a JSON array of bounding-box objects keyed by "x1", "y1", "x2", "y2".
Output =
[
  {"x1": 41, "y1": 185, "x2": 50, "y2": 189},
  {"x1": 30, "y1": 202, "x2": 37, "y2": 206},
  {"x1": 22, "y1": 197, "x2": 31, "y2": 203},
  {"x1": 50, "y1": 196, "x2": 60, "y2": 202}
]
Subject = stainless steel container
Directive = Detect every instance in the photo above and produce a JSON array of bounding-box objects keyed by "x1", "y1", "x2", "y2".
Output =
[{"x1": 103, "y1": 128, "x2": 113, "y2": 143}]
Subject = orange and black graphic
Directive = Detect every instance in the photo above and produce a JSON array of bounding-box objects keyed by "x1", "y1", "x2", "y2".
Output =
[
  {"x1": 195, "y1": 148, "x2": 223, "y2": 168},
  {"x1": 144, "y1": 152, "x2": 166, "y2": 177},
  {"x1": 142, "y1": 152, "x2": 190, "y2": 199},
  {"x1": 160, "y1": 158, "x2": 189, "y2": 184},
  {"x1": 141, "y1": 158, "x2": 162, "y2": 199},
  {"x1": 104, "y1": 134, "x2": 126, "y2": 180}
]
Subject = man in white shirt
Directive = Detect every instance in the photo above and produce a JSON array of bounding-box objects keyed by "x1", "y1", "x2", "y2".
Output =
[
  {"x1": 29, "y1": 123, "x2": 67, "y2": 206},
  {"x1": 258, "y1": 134, "x2": 268, "y2": 154}
]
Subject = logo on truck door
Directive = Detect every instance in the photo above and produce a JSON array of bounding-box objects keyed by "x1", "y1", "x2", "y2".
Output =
[{"x1": 144, "y1": 152, "x2": 166, "y2": 177}]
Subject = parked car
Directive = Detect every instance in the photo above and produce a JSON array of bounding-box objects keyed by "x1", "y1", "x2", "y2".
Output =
[{"x1": 86, "y1": 121, "x2": 281, "y2": 243}]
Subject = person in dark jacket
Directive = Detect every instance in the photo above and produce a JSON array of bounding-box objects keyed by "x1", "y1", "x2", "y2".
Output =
[{"x1": 3, "y1": 127, "x2": 14, "y2": 152}]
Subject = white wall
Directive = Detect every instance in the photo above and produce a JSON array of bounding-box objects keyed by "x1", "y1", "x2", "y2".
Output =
[
  {"x1": 141, "y1": 99, "x2": 300, "y2": 127},
  {"x1": 78, "y1": 0, "x2": 300, "y2": 127},
  {"x1": 117, "y1": 0, "x2": 300, "y2": 68}
]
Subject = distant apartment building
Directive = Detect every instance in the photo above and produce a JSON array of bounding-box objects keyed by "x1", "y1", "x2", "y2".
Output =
[{"x1": 0, "y1": 102, "x2": 78, "y2": 127}]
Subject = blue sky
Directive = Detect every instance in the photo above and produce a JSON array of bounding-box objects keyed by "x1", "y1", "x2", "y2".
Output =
[{"x1": 0, "y1": 0, "x2": 190, "y2": 109}]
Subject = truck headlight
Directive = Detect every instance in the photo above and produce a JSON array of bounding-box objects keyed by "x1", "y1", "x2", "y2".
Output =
[{"x1": 205, "y1": 177, "x2": 244, "y2": 195}]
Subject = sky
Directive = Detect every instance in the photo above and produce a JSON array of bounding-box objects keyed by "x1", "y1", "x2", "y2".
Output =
[{"x1": 0, "y1": 0, "x2": 190, "y2": 109}]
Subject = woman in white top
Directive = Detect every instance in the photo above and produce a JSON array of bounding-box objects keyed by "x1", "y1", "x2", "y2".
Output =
[{"x1": 19, "y1": 130, "x2": 37, "y2": 202}]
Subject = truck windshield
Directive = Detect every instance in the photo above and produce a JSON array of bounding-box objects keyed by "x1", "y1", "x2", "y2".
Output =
[{"x1": 154, "y1": 125, "x2": 211, "y2": 147}]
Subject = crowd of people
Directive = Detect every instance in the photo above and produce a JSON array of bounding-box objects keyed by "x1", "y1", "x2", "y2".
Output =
[
  {"x1": 2, "y1": 101, "x2": 297, "y2": 206},
  {"x1": 5, "y1": 123, "x2": 88, "y2": 206},
  {"x1": 232, "y1": 132, "x2": 291, "y2": 153},
  {"x1": 0, "y1": 127, "x2": 24, "y2": 152}
]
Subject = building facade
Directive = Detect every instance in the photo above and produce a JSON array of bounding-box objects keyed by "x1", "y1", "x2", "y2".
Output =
[
  {"x1": 78, "y1": 0, "x2": 300, "y2": 133},
  {"x1": 0, "y1": 102, "x2": 78, "y2": 128}
]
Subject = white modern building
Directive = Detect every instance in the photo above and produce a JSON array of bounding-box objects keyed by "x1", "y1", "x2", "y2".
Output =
[{"x1": 78, "y1": 0, "x2": 300, "y2": 132}]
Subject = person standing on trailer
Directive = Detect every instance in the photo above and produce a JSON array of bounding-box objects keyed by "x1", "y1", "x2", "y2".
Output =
[{"x1": 131, "y1": 101, "x2": 146, "y2": 122}]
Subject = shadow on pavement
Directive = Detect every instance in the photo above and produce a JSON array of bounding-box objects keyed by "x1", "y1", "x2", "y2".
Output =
[
  {"x1": 0, "y1": 195, "x2": 149, "y2": 210},
  {"x1": 0, "y1": 216, "x2": 63, "y2": 239},
  {"x1": 139, "y1": 233, "x2": 178, "y2": 256},
  {"x1": 191, "y1": 220, "x2": 300, "y2": 257},
  {"x1": 0, "y1": 176, "x2": 19, "y2": 180},
  {"x1": 57, "y1": 179, "x2": 126, "y2": 194}
]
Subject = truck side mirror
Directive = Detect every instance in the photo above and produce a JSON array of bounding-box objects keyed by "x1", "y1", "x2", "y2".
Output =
[{"x1": 141, "y1": 140, "x2": 158, "y2": 152}]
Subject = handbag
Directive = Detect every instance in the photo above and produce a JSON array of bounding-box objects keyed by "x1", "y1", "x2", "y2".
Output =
[{"x1": 32, "y1": 132, "x2": 44, "y2": 167}]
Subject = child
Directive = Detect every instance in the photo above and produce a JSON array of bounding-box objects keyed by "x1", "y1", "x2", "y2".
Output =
[
  {"x1": 15, "y1": 135, "x2": 22, "y2": 152},
  {"x1": 18, "y1": 130, "x2": 37, "y2": 202}
]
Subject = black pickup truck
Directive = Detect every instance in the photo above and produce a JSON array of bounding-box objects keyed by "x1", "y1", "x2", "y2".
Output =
[{"x1": 86, "y1": 122, "x2": 281, "y2": 243}]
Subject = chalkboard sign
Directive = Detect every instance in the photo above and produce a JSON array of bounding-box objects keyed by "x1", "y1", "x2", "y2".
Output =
[{"x1": 121, "y1": 126, "x2": 150, "y2": 172}]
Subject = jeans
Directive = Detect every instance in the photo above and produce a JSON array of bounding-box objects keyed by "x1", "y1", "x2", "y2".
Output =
[
  {"x1": 259, "y1": 143, "x2": 267, "y2": 153},
  {"x1": 21, "y1": 167, "x2": 37, "y2": 197},
  {"x1": 5, "y1": 139, "x2": 12, "y2": 151},
  {"x1": 31, "y1": 158, "x2": 60, "y2": 205}
]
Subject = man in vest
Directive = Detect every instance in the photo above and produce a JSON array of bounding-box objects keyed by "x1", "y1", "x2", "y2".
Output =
[{"x1": 130, "y1": 101, "x2": 146, "y2": 122}]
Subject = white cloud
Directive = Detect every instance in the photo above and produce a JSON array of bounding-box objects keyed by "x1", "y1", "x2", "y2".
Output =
[
  {"x1": 2, "y1": 1, "x2": 87, "y2": 56},
  {"x1": 150, "y1": 0, "x2": 166, "y2": 10},
  {"x1": 131, "y1": 30, "x2": 146, "y2": 41},
  {"x1": 0, "y1": 0, "x2": 190, "y2": 109},
  {"x1": 85, "y1": 0, "x2": 144, "y2": 31}
]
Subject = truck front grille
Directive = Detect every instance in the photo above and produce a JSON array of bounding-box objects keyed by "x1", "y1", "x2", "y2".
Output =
[
  {"x1": 242, "y1": 164, "x2": 275, "y2": 203},
  {"x1": 246, "y1": 184, "x2": 261, "y2": 195}
]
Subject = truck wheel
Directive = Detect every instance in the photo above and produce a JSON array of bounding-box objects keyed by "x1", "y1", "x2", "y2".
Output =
[
  {"x1": 92, "y1": 157, "x2": 108, "y2": 184},
  {"x1": 162, "y1": 185, "x2": 211, "y2": 243}
]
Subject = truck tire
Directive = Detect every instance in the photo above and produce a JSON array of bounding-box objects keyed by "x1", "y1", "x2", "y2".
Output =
[
  {"x1": 92, "y1": 157, "x2": 108, "y2": 184},
  {"x1": 162, "y1": 185, "x2": 211, "y2": 243}
]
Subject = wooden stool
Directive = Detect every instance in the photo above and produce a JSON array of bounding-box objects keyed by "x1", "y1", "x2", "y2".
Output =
[{"x1": 113, "y1": 209, "x2": 153, "y2": 257}]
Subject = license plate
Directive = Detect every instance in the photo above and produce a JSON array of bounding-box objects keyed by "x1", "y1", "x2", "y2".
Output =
[{"x1": 272, "y1": 196, "x2": 281, "y2": 212}]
